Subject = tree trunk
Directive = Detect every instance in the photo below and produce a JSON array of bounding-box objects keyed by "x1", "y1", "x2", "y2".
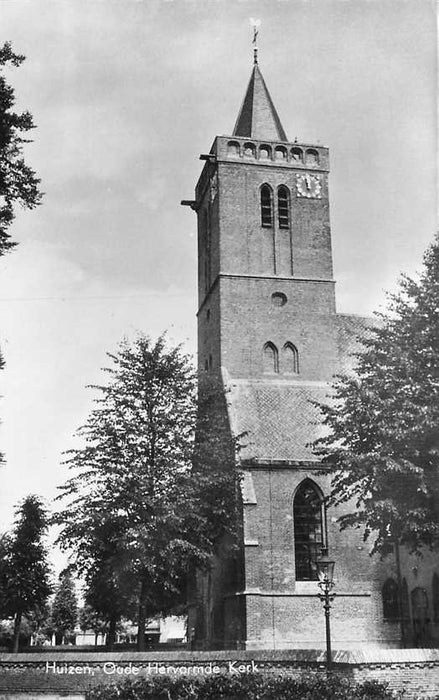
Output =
[
  {"x1": 12, "y1": 611, "x2": 22, "y2": 653},
  {"x1": 137, "y1": 579, "x2": 148, "y2": 651},
  {"x1": 106, "y1": 616, "x2": 117, "y2": 650}
]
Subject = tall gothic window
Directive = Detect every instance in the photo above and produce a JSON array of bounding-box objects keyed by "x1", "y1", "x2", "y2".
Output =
[
  {"x1": 261, "y1": 185, "x2": 273, "y2": 227},
  {"x1": 278, "y1": 186, "x2": 290, "y2": 228},
  {"x1": 293, "y1": 480, "x2": 324, "y2": 581},
  {"x1": 382, "y1": 578, "x2": 399, "y2": 621},
  {"x1": 283, "y1": 342, "x2": 299, "y2": 374},
  {"x1": 263, "y1": 342, "x2": 279, "y2": 373}
]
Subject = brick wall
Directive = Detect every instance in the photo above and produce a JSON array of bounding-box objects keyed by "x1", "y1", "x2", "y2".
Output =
[{"x1": 0, "y1": 650, "x2": 438, "y2": 699}]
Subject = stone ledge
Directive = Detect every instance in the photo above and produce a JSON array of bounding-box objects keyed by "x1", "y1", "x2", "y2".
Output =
[{"x1": 1, "y1": 648, "x2": 438, "y2": 665}]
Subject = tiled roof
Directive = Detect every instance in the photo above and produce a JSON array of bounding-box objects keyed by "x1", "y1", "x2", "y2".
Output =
[
  {"x1": 233, "y1": 64, "x2": 288, "y2": 142},
  {"x1": 227, "y1": 380, "x2": 330, "y2": 462}
]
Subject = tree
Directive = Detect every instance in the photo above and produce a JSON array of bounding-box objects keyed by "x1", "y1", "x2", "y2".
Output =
[
  {"x1": 50, "y1": 570, "x2": 78, "y2": 645},
  {"x1": 2, "y1": 495, "x2": 52, "y2": 651},
  {"x1": 80, "y1": 527, "x2": 138, "y2": 650},
  {"x1": 0, "y1": 42, "x2": 42, "y2": 256},
  {"x1": 79, "y1": 604, "x2": 108, "y2": 646},
  {"x1": 55, "y1": 334, "x2": 239, "y2": 650},
  {"x1": 315, "y1": 235, "x2": 439, "y2": 556},
  {"x1": 0, "y1": 533, "x2": 11, "y2": 616}
]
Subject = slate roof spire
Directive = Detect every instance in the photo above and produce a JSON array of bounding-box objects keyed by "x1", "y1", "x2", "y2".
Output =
[{"x1": 232, "y1": 62, "x2": 288, "y2": 142}]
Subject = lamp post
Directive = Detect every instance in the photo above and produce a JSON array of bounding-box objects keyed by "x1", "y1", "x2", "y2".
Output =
[{"x1": 316, "y1": 548, "x2": 336, "y2": 673}]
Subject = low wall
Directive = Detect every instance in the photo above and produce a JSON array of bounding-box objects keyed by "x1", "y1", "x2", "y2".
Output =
[{"x1": 0, "y1": 649, "x2": 438, "y2": 699}]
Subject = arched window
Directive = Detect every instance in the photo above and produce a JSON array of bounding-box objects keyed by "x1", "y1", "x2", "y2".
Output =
[
  {"x1": 227, "y1": 141, "x2": 240, "y2": 157},
  {"x1": 259, "y1": 145, "x2": 272, "y2": 160},
  {"x1": 433, "y1": 573, "x2": 439, "y2": 623},
  {"x1": 411, "y1": 587, "x2": 429, "y2": 645},
  {"x1": 306, "y1": 148, "x2": 319, "y2": 166},
  {"x1": 260, "y1": 185, "x2": 273, "y2": 227},
  {"x1": 291, "y1": 147, "x2": 303, "y2": 162},
  {"x1": 275, "y1": 146, "x2": 287, "y2": 161},
  {"x1": 263, "y1": 342, "x2": 279, "y2": 374},
  {"x1": 293, "y1": 480, "x2": 324, "y2": 581},
  {"x1": 243, "y1": 142, "x2": 255, "y2": 158},
  {"x1": 278, "y1": 186, "x2": 290, "y2": 229},
  {"x1": 283, "y1": 342, "x2": 299, "y2": 374},
  {"x1": 382, "y1": 578, "x2": 399, "y2": 621}
]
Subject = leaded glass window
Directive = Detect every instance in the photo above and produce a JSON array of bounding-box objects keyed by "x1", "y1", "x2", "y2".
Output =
[
  {"x1": 382, "y1": 578, "x2": 399, "y2": 620},
  {"x1": 294, "y1": 481, "x2": 324, "y2": 581},
  {"x1": 261, "y1": 185, "x2": 273, "y2": 227}
]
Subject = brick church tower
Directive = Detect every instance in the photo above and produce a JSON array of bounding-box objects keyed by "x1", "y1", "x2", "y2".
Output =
[{"x1": 182, "y1": 52, "x2": 406, "y2": 650}]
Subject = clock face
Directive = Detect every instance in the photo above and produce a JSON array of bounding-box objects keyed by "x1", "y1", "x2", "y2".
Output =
[{"x1": 296, "y1": 173, "x2": 322, "y2": 199}]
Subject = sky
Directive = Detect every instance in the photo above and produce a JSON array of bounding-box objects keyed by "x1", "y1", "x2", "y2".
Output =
[{"x1": 0, "y1": 0, "x2": 436, "y2": 568}]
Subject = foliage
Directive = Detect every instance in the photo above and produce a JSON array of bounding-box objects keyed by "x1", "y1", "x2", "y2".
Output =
[
  {"x1": 79, "y1": 604, "x2": 109, "y2": 637},
  {"x1": 86, "y1": 673, "x2": 401, "y2": 700},
  {"x1": 0, "y1": 42, "x2": 42, "y2": 256},
  {"x1": 55, "y1": 334, "x2": 240, "y2": 649},
  {"x1": 0, "y1": 533, "x2": 11, "y2": 615},
  {"x1": 0, "y1": 606, "x2": 50, "y2": 647},
  {"x1": 50, "y1": 570, "x2": 78, "y2": 643},
  {"x1": 1, "y1": 495, "x2": 52, "y2": 651},
  {"x1": 315, "y1": 235, "x2": 439, "y2": 555}
]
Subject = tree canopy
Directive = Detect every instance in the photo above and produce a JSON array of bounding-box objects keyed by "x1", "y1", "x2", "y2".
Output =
[
  {"x1": 315, "y1": 235, "x2": 439, "y2": 555},
  {"x1": 50, "y1": 570, "x2": 78, "y2": 645},
  {"x1": 55, "y1": 334, "x2": 239, "y2": 650},
  {"x1": 0, "y1": 42, "x2": 42, "y2": 256},
  {"x1": 1, "y1": 495, "x2": 52, "y2": 651}
]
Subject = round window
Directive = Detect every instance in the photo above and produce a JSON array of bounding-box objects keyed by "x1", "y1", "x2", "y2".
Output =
[{"x1": 271, "y1": 292, "x2": 287, "y2": 307}]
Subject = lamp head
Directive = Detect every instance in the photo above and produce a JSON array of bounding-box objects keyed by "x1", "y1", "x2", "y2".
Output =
[{"x1": 316, "y1": 548, "x2": 335, "y2": 584}]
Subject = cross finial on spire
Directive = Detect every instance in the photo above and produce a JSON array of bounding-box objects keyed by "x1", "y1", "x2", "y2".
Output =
[{"x1": 250, "y1": 18, "x2": 261, "y2": 64}]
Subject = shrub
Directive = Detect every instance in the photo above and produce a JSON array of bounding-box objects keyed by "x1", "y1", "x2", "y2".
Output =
[{"x1": 87, "y1": 673, "x2": 402, "y2": 700}]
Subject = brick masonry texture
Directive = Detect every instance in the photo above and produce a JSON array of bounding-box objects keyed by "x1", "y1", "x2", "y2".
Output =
[
  {"x1": 189, "y1": 67, "x2": 439, "y2": 652},
  {"x1": 0, "y1": 651, "x2": 438, "y2": 699}
]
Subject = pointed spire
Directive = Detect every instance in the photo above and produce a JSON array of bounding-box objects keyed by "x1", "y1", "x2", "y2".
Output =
[{"x1": 232, "y1": 63, "x2": 288, "y2": 142}]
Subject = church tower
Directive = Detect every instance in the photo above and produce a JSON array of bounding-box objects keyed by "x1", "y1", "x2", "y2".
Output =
[
  {"x1": 193, "y1": 57, "x2": 337, "y2": 388},
  {"x1": 183, "y1": 49, "x2": 402, "y2": 650}
]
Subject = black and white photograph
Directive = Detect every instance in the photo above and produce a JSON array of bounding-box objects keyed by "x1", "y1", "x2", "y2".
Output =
[{"x1": 0, "y1": 1, "x2": 437, "y2": 698}]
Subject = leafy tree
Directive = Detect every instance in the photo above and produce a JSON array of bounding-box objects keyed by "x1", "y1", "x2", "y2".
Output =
[
  {"x1": 50, "y1": 570, "x2": 78, "y2": 645},
  {"x1": 315, "y1": 235, "x2": 439, "y2": 556},
  {"x1": 55, "y1": 334, "x2": 239, "y2": 650},
  {"x1": 2, "y1": 495, "x2": 52, "y2": 651},
  {"x1": 79, "y1": 604, "x2": 108, "y2": 646},
  {"x1": 0, "y1": 533, "x2": 11, "y2": 616},
  {"x1": 0, "y1": 42, "x2": 42, "y2": 256},
  {"x1": 81, "y1": 535, "x2": 138, "y2": 650},
  {"x1": 26, "y1": 602, "x2": 52, "y2": 646}
]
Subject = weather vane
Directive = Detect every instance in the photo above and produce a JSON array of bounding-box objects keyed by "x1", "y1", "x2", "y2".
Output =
[{"x1": 250, "y1": 18, "x2": 261, "y2": 64}]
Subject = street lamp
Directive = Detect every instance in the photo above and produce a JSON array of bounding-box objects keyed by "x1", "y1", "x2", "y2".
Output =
[{"x1": 316, "y1": 548, "x2": 336, "y2": 672}]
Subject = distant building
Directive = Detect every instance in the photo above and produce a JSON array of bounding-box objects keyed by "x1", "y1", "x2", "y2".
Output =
[
  {"x1": 75, "y1": 616, "x2": 186, "y2": 647},
  {"x1": 183, "y1": 51, "x2": 439, "y2": 649}
]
